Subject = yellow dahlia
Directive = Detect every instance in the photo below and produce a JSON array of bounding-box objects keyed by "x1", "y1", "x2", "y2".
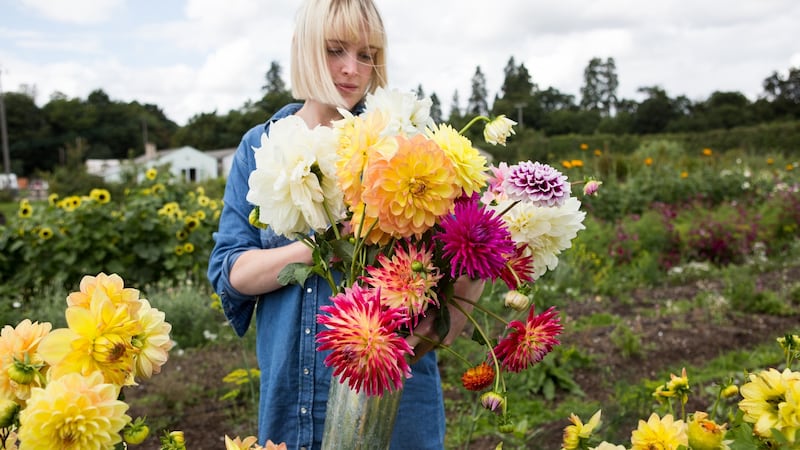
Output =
[
  {"x1": 562, "y1": 410, "x2": 602, "y2": 450},
  {"x1": 334, "y1": 108, "x2": 397, "y2": 209},
  {"x1": 361, "y1": 134, "x2": 459, "y2": 238},
  {"x1": 427, "y1": 123, "x2": 488, "y2": 197},
  {"x1": 349, "y1": 202, "x2": 392, "y2": 245},
  {"x1": 739, "y1": 368, "x2": 800, "y2": 438},
  {"x1": 66, "y1": 272, "x2": 142, "y2": 317},
  {"x1": 225, "y1": 435, "x2": 262, "y2": 450},
  {"x1": 17, "y1": 371, "x2": 130, "y2": 450},
  {"x1": 0, "y1": 319, "x2": 52, "y2": 401},
  {"x1": 132, "y1": 299, "x2": 174, "y2": 380},
  {"x1": 630, "y1": 413, "x2": 687, "y2": 450},
  {"x1": 38, "y1": 294, "x2": 142, "y2": 386},
  {"x1": 779, "y1": 372, "x2": 800, "y2": 443}
]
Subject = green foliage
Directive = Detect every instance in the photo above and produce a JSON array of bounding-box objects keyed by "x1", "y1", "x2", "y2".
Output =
[
  {"x1": 0, "y1": 168, "x2": 220, "y2": 299},
  {"x1": 520, "y1": 347, "x2": 588, "y2": 401},
  {"x1": 609, "y1": 323, "x2": 645, "y2": 358}
]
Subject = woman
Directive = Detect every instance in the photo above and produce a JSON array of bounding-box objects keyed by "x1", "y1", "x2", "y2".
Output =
[{"x1": 208, "y1": 0, "x2": 482, "y2": 448}]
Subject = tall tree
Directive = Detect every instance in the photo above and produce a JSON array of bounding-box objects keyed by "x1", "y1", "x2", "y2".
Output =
[
  {"x1": 429, "y1": 92, "x2": 443, "y2": 124},
  {"x1": 580, "y1": 57, "x2": 619, "y2": 117},
  {"x1": 256, "y1": 61, "x2": 293, "y2": 116},
  {"x1": 415, "y1": 84, "x2": 425, "y2": 100},
  {"x1": 262, "y1": 61, "x2": 287, "y2": 94},
  {"x1": 762, "y1": 66, "x2": 800, "y2": 119},
  {"x1": 467, "y1": 66, "x2": 489, "y2": 117},
  {"x1": 492, "y1": 57, "x2": 536, "y2": 128},
  {"x1": 631, "y1": 86, "x2": 678, "y2": 134},
  {"x1": 448, "y1": 90, "x2": 462, "y2": 122}
]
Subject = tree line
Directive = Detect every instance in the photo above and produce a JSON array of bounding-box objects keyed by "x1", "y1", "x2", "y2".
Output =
[{"x1": 2, "y1": 57, "x2": 799, "y2": 177}]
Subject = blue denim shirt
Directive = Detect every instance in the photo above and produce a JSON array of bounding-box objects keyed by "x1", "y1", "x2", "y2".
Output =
[{"x1": 208, "y1": 103, "x2": 446, "y2": 450}]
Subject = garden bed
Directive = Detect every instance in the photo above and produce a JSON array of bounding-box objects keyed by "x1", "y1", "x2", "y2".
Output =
[{"x1": 125, "y1": 264, "x2": 800, "y2": 449}]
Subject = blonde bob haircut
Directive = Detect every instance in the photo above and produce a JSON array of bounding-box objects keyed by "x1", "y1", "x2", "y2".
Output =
[{"x1": 290, "y1": 0, "x2": 387, "y2": 107}]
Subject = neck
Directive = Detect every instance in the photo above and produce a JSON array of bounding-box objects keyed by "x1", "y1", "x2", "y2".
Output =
[{"x1": 296, "y1": 100, "x2": 343, "y2": 128}]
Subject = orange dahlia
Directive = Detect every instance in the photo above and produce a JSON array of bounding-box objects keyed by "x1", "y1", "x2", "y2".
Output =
[
  {"x1": 461, "y1": 362, "x2": 495, "y2": 391},
  {"x1": 361, "y1": 134, "x2": 459, "y2": 239}
]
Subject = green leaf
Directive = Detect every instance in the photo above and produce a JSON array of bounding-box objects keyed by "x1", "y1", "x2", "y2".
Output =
[{"x1": 278, "y1": 263, "x2": 314, "y2": 286}]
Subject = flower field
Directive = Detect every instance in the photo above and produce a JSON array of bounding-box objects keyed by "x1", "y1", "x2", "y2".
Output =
[{"x1": 0, "y1": 136, "x2": 799, "y2": 449}]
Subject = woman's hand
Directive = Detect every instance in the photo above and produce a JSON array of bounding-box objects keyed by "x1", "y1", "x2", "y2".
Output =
[{"x1": 406, "y1": 277, "x2": 485, "y2": 363}]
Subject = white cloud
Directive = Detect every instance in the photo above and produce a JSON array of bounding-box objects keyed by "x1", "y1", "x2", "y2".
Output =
[
  {"x1": 2, "y1": 0, "x2": 799, "y2": 125},
  {"x1": 19, "y1": 0, "x2": 125, "y2": 24}
]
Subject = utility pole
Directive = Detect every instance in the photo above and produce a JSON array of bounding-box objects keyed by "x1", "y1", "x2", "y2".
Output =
[{"x1": 0, "y1": 65, "x2": 10, "y2": 176}]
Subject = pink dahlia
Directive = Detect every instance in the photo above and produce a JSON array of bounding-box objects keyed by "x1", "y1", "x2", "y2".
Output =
[
  {"x1": 317, "y1": 285, "x2": 413, "y2": 396},
  {"x1": 436, "y1": 196, "x2": 515, "y2": 280},
  {"x1": 502, "y1": 161, "x2": 571, "y2": 207},
  {"x1": 362, "y1": 240, "x2": 442, "y2": 326},
  {"x1": 493, "y1": 305, "x2": 563, "y2": 373}
]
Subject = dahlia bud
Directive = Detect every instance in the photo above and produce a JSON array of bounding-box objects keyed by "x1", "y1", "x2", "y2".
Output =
[
  {"x1": 483, "y1": 115, "x2": 516, "y2": 146},
  {"x1": 503, "y1": 290, "x2": 530, "y2": 312},
  {"x1": 583, "y1": 180, "x2": 602, "y2": 196},
  {"x1": 721, "y1": 384, "x2": 739, "y2": 399},
  {"x1": 0, "y1": 398, "x2": 20, "y2": 428},
  {"x1": 480, "y1": 391, "x2": 506, "y2": 415},
  {"x1": 687, "y1": 411, "x2": 727, "y2": 450}
]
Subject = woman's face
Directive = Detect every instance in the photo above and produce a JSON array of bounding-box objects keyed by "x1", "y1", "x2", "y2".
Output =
[{"x1": 325, "y1": 36, "x2": 377, "y2": 110}]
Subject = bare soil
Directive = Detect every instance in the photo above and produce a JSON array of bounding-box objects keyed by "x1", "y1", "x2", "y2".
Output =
[{"x1": 125, "y1": 265, "x2": 800, "y2": 450}]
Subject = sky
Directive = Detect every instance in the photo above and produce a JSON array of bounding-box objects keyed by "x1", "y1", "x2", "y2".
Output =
[{"x1": 1, "y1": 0, "x2": 799, "y2": 126}]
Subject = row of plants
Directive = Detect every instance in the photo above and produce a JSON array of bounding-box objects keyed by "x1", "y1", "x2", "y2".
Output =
[
  {"x1": 1, "y1": 137, "x2": 798, "y2": 448},
  {"x1": 0, "y1": 167, "x2": 221, "y2": 301}
]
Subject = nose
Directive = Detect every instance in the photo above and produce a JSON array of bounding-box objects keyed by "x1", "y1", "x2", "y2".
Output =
[{"x1": 341, "y1": 52, "x2": 358, "y2": 76}]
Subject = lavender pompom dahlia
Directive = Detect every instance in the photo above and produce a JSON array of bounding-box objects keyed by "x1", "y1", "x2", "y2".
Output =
[{"x1": 502, "y1": 161, "x2": 571, "y2": 207}]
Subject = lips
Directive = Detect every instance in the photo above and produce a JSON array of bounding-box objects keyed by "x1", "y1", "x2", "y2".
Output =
[{"x1": 336, "y1": 83, "x2": 359, "y2": 94}]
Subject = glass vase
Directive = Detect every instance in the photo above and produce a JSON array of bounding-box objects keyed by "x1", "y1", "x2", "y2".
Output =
[{"x1": 321, "y1": 374, "x2": 402, "y2": 450}]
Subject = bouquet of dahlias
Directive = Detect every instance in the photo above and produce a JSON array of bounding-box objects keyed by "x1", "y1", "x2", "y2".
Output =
[
  {"x1": 0, "y1": 272, "x2": 174, "y2": 449},
  {"x1": 246, "y1": 87, "x2": 592, "y2": 426}
]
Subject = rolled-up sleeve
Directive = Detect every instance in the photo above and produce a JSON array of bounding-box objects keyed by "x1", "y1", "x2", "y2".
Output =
[{"x1": 207, "y1": 124, "x2": 266, "y2": 336}]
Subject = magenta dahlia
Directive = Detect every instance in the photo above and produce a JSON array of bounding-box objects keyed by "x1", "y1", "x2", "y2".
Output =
[{"x1": 436, "y1": 196, "x2": 515, "y2": 280}]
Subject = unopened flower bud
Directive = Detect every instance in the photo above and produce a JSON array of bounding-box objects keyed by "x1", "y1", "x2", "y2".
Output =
[
  {"x1": 687, "y1": 411, "x2": 727, "y2": 450},
  {"x1": 248, "y1": 207, "x2": 268, "y2": 229},
  {"x1": 411, "y1": 260, "x2": 425, "y2": 273},
  {"x1": 503, "y1": 290, "x2": 530, "y2": 311},
  {"x1": 170, "y1": 431, "x2": 185, "y2": 445},
  {"x1": 583, "y1": 180, "x2": 602, "y2": 196},
  {"x1": 480, "y1": 391, "x2": 506, "y2": 415},
  {"x1": 7, "y1": 360, "x2": 37, "y2": 385},
  {"x1": 721, "y1": 384, "x2": 739, "y2": 399},
  {"x1": 483, "y1": 116, "x2": 516, "y2": 146},
  {"x1": 0, "y1": 398, "x2": 20, "y2": 428}
]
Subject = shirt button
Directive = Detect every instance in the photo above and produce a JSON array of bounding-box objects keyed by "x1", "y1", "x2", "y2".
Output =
[
  {"x1": 303, "y1": 367, "x2": 310, "y2": 375},
  {"x1": 305, "y1": 328, "x2": 311, "y2": 334},
  {"x1": 306, "y1": 287, "x2": 313, "y2": 293},
  {"x1": 301, "y1": 407, "x2": 308, "y2": 414}
]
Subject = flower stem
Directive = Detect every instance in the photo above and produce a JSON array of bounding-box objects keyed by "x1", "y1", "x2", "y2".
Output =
[
  {"x1": 458, "y1": 115, "x2": 490, "y2": 135},
  {"x1": 453, "y1": 295, "x2": 509, "y2": 326},
  {"x1": 449, "y1": 298, "x2": 505, "y2": 393}
]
